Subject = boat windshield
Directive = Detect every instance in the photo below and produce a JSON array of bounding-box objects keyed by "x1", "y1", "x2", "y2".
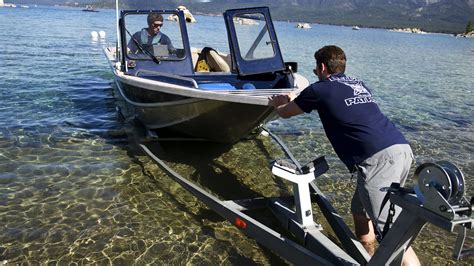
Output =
[
  {"x1": 233, "y1": 13, "x2": 275, "y2": 60},
  {"x1": 124, "y1": 12, "x2": 186, "y2": 61}
]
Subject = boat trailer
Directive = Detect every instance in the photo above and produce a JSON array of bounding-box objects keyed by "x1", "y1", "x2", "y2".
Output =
[{"x1": 139, "y1": 130, "x2": 473, "y2": 265}]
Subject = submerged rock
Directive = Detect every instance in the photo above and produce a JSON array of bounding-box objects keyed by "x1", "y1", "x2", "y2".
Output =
[
  {"x1": 167, "y1": 5, "x2": 196, "y2": 23},
  {"x1": 457, "y1": 31, "x2": 474, "y2": 38},
  {"x1": 390, "y1": 27, "x2": 427, "y2": 34}
]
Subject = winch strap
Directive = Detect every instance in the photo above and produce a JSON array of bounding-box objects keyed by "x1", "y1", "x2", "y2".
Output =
[
  {"x1": 377, "y1": 184, "x2": 400, "y2": 241},
  {"x1": 262, "y1": 127, "x2": 302, "y2": 171}
]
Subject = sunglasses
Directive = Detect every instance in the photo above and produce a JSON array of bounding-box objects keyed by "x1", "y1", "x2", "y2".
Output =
[{"x1": 152, "y1": 22, "x2": 163, "y2": 28}]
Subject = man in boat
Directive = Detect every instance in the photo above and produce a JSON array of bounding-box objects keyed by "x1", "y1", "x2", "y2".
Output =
[
  {"x1": 127, "y1": 13, "x2": 174, "y2": 55},
  {"x1": 269, "y1": 45, "x2": 420, "y2": 265}
]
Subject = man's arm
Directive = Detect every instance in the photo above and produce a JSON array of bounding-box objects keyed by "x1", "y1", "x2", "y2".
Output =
[
  {"x1": 161, "y1": 34, "x2": 175, "y2": 51},
  {"x1": 268, "y1": 95, "x2": 304, "y2": 118},
  {"x1": 127, "y1": 32, "x2": 140, "y2": 54}
]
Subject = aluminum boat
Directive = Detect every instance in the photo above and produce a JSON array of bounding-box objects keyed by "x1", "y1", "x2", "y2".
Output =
[{"x1": 103, "y1": 7, "x2": 309, "y2": 143}]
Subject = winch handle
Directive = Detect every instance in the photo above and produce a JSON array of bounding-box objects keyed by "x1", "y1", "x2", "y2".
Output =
[{"x1": 453, "y1": 225, "x2": 474, "y2": 260}]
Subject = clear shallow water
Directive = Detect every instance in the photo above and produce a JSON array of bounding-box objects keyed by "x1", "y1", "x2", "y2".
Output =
[{"x1": 0, "y1": 5, "x2": 473, "y2": 265}]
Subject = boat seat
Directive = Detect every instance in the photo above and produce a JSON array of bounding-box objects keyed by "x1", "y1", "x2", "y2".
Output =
[
  {"x1": 192, "y1": 47, "x2": 231, "y2": 73},
  {"x1": 206, "y1": 50, "x2": 231, "y2": 72}
]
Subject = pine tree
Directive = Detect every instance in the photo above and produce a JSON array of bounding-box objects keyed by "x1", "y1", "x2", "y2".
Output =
[{"x1": 467, "y1": 21, "x2": 474, "y2": 33}]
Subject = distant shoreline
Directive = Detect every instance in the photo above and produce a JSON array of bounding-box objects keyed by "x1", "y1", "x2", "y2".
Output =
[{"x1": 39, "y1": 4, "x2": 473, "y2": 36}]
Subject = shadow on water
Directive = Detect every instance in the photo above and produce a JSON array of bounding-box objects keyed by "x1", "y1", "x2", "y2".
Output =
[
  {"x1": 145, "y1": 140, "x2": 266, "y2": 200},
  {"x1": 124, "y1": 139, "x2": 287, "y2": 265},
  {"x1": 102, "y1": 101, "x2": 287, "y2": 265}
]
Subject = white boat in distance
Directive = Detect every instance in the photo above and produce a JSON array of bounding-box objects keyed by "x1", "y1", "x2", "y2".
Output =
[
  {"x1": 103, "y1": 7, "x2": 308, "y2": 143},
  {"x1": 82, "y1": 5, "x2": 98, "y2": 12},
  {"x1": 296, "y1": 23, "x2": 311, "y2": 29}
]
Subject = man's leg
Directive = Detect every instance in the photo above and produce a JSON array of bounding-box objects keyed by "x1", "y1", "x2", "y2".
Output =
[
  {"x1": 353, "y1": 213, "x2": 376, "y2": 256},
  {"x1": 403, "y1": 247, "x2": 420, "y2": 266},
  {"x1": 352, "y1": 214, "x2": 418, "y2": 265},
  {"x1": 351, "y1": 144, "x2": 420, "y2": 265}
]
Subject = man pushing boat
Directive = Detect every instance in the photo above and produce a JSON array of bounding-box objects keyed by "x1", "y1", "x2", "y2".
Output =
[{"x1": 269, "y1": 45, "x2": 420, "y2": 265}]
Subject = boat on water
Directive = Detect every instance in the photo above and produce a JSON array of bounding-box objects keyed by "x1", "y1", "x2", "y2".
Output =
[
  {"x1": 2, "y1": 2, "x2": 16, "y2": 8},
  {"x1": 103, "y1": 7, "x2": 309, "y2": 143},
  {"x1": 234, "y1": 17, "x2": 259, "y2": 25},
  {"x1": 82, "y1": 5, "x2": 98, "y2": 12},
  {"x1": 296, "y1": 22, "x2": 311, "y2": 29}
]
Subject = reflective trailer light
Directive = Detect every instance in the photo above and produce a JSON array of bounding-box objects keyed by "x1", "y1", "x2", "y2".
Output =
[{"x1": 234, "y1": 217, "x2": 247, "y2": 229}]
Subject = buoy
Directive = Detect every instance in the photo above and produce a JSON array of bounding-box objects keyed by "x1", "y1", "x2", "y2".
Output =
[
  {"x1": 98, "y1": 30, "x2": 106, "y2": 39},
  {"x1": 90, "y1": 31, "x2": 98, "y2": 39}
]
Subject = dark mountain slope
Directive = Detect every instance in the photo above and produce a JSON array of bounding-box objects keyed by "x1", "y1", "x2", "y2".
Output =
[{"x1": 10, "y1": 0, "x2": 474, "y2": 33}]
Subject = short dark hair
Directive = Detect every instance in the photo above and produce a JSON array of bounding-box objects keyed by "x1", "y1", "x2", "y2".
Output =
[
  {"x1": 147, "y1": 13, "x2": 164, "y2": 26},
  {"x1": 314, "y1": 45, "x2": 346, "y2": 74}
]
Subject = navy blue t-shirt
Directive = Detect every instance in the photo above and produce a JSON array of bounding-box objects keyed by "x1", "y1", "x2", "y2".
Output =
[{"x1": 294, "y1": 73, "x2": 408, "y2": 171}]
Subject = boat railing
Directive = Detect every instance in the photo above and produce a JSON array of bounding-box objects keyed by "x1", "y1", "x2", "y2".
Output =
[
  {"x1": 133, "y1": 69, "x2": 299, "y2": 97},
  {"x1": 135, "y1": 69, "x2": 198, "y2": 89},
  {"x1": 210, "y1": 88, "x2": 298, "y2": 96}
]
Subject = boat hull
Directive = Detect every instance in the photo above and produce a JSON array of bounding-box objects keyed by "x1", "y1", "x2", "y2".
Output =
[{"x1": 116, "y1": 79, "x2": 275, "y2": 143}]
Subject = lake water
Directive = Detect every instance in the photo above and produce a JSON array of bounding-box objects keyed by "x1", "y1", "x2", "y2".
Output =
[{"x1": 0, "y1": 5, "x2": 473, "y2": 265}]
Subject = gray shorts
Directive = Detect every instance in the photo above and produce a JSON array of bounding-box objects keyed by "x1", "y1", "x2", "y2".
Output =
[{"x1": 350, "y1": 144, "x2": 413, "y2": 236}]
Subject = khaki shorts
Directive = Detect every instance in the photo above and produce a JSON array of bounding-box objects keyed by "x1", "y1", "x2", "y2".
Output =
[{"x1": 350, "y1": 144, "x2": 413, "y2": 237}]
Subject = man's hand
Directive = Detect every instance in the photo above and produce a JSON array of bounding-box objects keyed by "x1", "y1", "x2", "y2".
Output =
[
  {"x1": 268, "y1": 93, "x2": 304, "y2": 119},
  {"x1": 287, "y1": 92, "x2": 297, "y2": 101},
  {"x1": 269, "y1": 94, "x2": 290, "y2": 108}
]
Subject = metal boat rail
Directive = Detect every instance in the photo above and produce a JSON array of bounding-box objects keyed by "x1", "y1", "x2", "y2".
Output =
[{"x1": 134, "y1": 69, "x2": 300, "y2": 96}]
